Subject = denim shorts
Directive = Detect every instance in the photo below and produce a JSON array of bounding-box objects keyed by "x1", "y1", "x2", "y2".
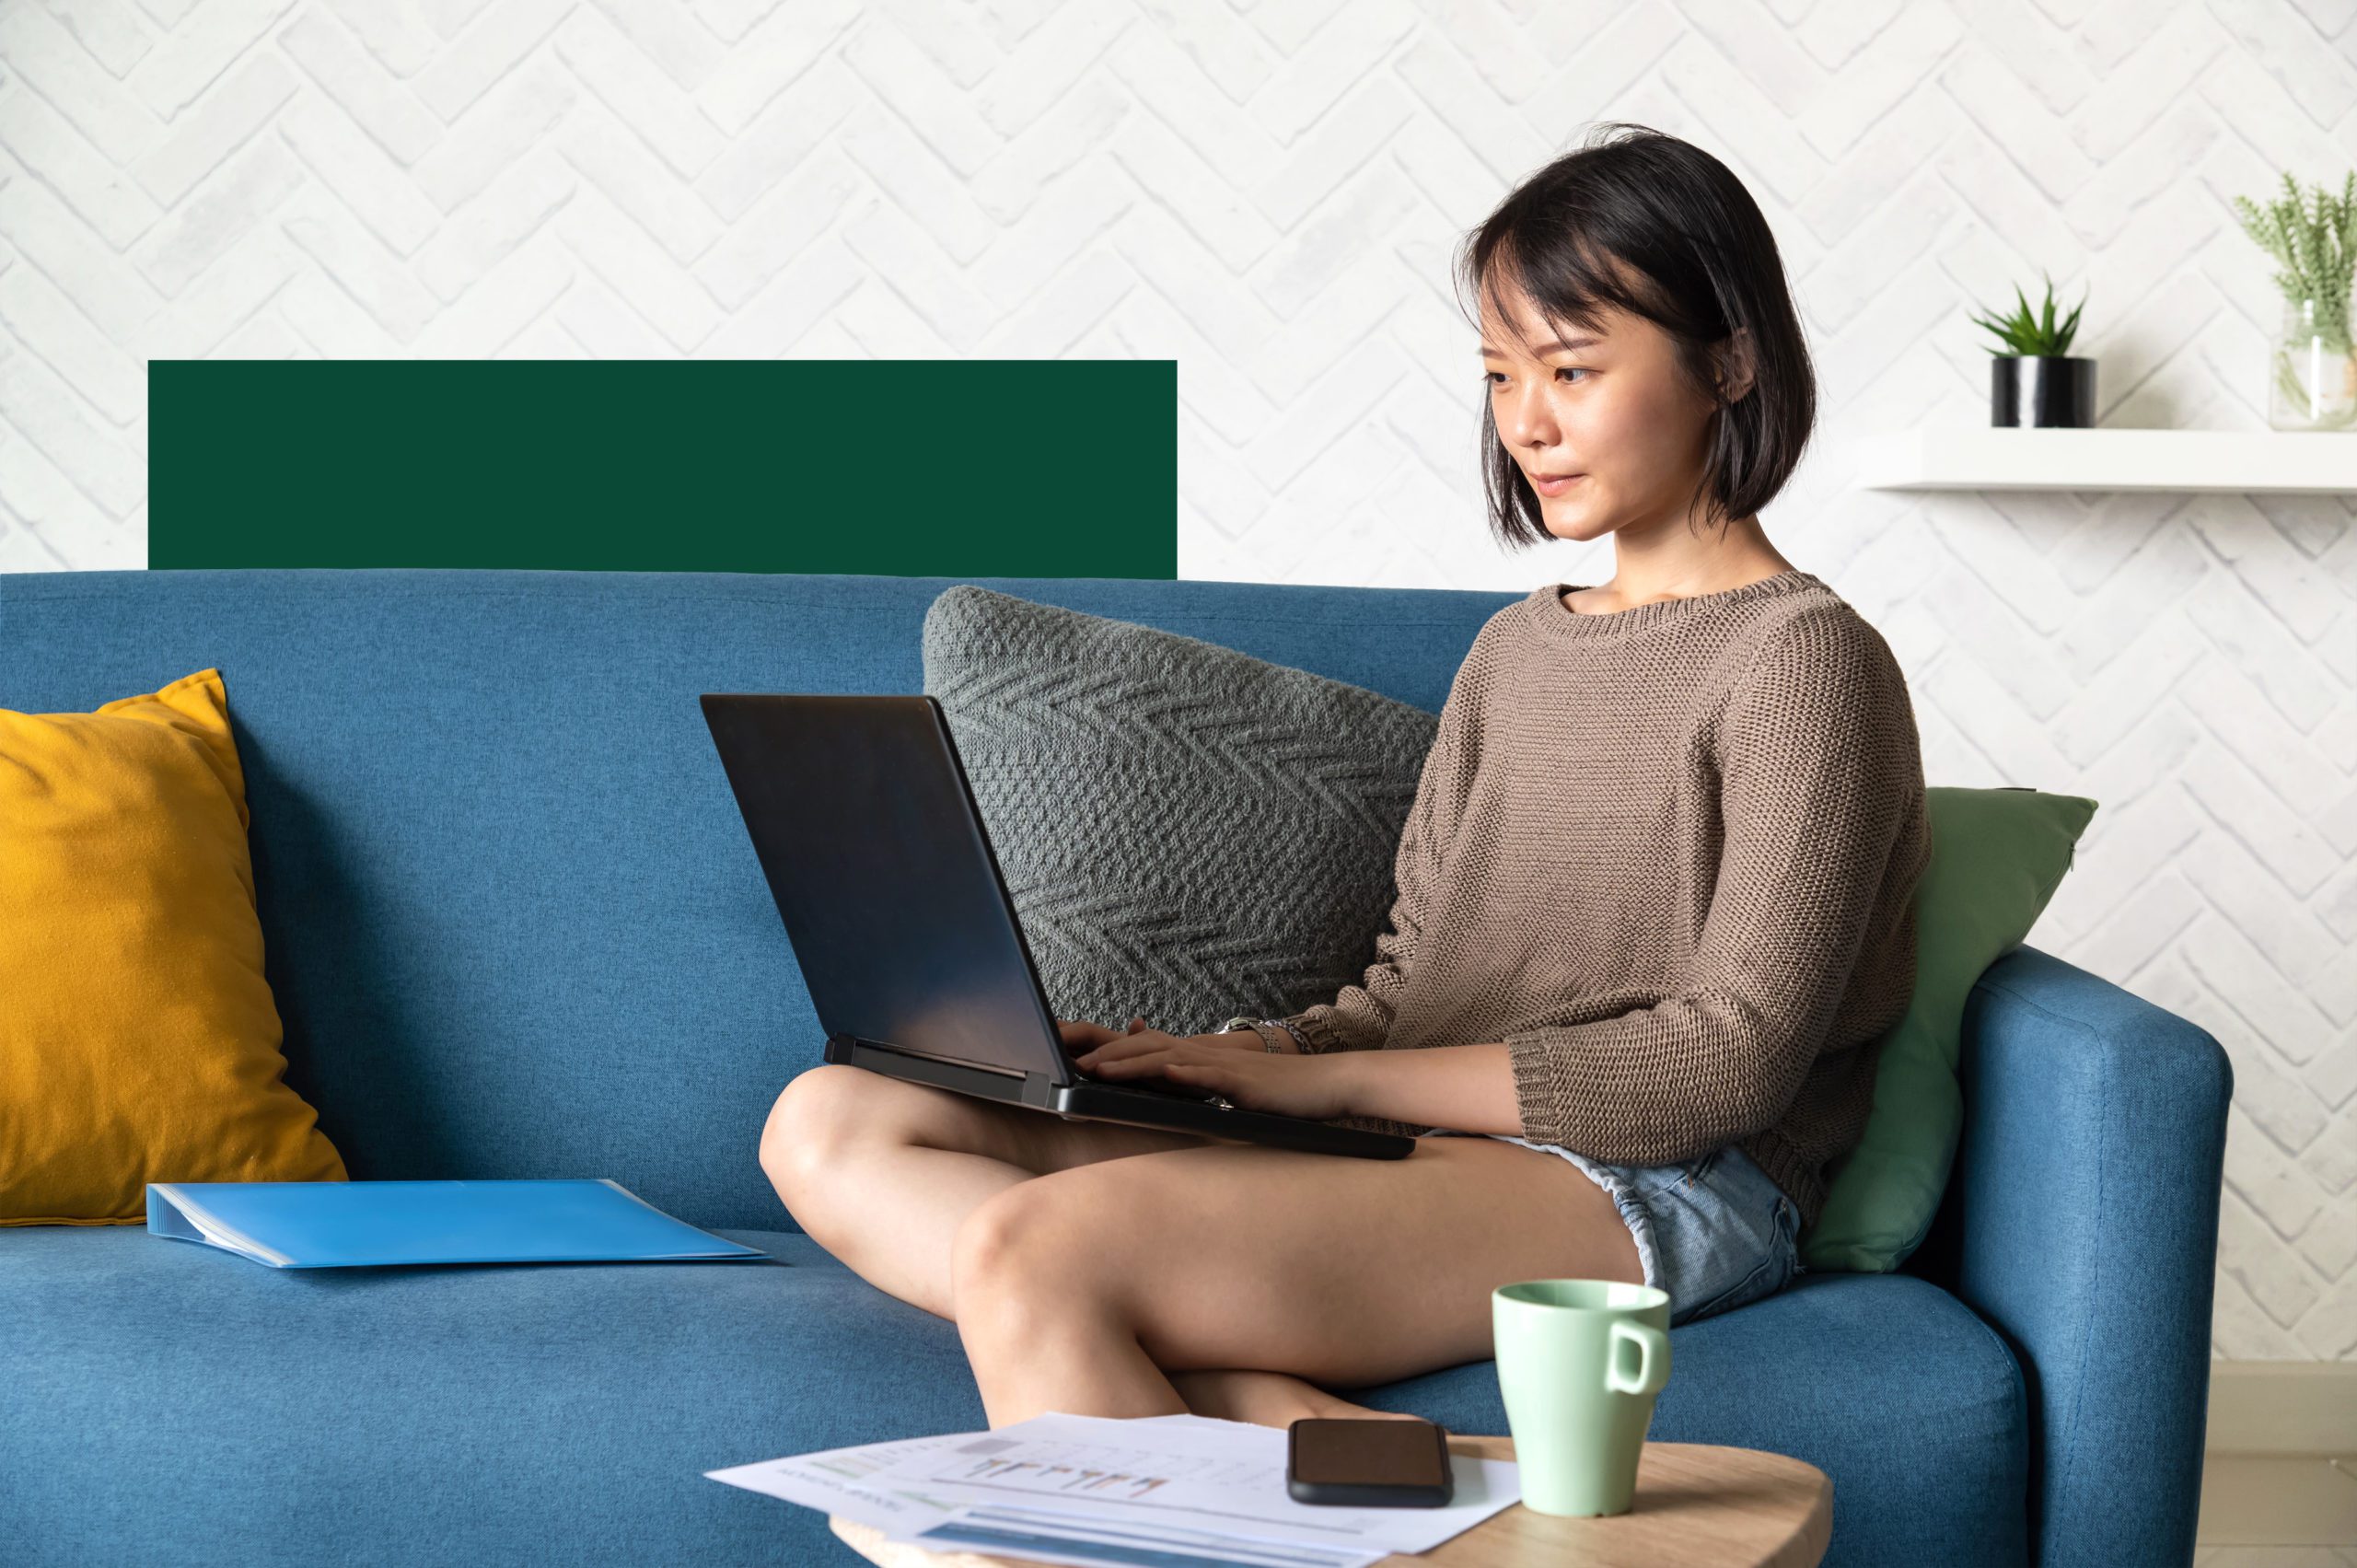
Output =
[{"x1": 1425, "y1": 1131, "x2": 1805, "y2": 1328}]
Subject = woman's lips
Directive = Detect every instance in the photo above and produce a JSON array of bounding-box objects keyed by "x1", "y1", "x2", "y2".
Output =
[{"x1": 1532, "y1": 472, "x2": 1585, "y2": 495}]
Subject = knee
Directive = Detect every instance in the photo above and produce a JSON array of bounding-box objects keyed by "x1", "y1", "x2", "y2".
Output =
[
  {"x1": 951, "y1": 1185, "x2": 1086, "y2": 1328},
  {"x1": 758, "y1": 1063, "x2": 867, "y2": 1200}
]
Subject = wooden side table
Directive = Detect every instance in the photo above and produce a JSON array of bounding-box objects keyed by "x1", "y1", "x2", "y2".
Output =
[{"x1": 829, "y1": 1434, "x2": 1830, "y2": 1568}]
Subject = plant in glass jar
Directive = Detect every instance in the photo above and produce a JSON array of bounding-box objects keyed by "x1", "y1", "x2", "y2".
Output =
[{"x1": 2230, "y1": 169, "x2": 2356, "y2": 432}]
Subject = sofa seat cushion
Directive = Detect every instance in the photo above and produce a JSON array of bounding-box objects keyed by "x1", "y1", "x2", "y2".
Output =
[
  {"x1": 4, "y1": 1226, "x2": 974, "y2": 1567},
  {"x1": 3, "y1": 1229, "x2": 2024, "y2": 1568}
]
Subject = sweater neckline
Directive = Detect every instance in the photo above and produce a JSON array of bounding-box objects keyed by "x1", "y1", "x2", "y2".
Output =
[{"x1": 1525, "y1": 567, "x2": 1827, "y2": 644}]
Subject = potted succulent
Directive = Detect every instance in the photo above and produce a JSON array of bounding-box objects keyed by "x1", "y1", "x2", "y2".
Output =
[
  {"x1": 1968, "y1": 272, "x2": 2096, "y2": 427},
  {"x1": 2230, "y1": 169, "x2": 2355, "y2": 432}
]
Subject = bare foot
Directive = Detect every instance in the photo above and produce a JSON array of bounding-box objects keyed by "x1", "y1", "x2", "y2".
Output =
[{"x1": 1169, "y1": 1368, "x2": 1426, "y2": 1430}]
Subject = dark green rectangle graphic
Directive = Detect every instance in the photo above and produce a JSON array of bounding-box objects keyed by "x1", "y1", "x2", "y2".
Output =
[{"x1": 149, "y1": 360, "x2": 1176, "y2": 577}]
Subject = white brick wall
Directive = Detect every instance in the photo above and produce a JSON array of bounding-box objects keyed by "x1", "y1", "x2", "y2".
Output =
[{"x1": 0, "y1": 0, "x2": 2351, "y2": 1366}]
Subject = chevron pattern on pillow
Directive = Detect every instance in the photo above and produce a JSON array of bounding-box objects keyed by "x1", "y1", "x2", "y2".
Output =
[{"x1": 919, "y1": 584, "x2": 1440, "y2": 1047}]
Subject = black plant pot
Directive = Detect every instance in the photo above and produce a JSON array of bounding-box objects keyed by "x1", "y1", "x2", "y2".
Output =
[{"x1": 1991, "y1": 355, "x2": 2096, "y2": 427}]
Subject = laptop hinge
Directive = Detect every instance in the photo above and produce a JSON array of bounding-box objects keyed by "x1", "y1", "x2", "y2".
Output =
[{"x1": 824, "y1": 1035, "x2": 1061, "y2": 1108}]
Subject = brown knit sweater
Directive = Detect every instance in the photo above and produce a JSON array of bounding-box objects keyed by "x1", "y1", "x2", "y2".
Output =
[{"x1": 1284, "y1": 568, "x2": 1930, "y2": 1230}]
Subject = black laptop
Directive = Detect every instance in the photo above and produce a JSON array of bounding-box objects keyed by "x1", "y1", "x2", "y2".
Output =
[{"x1": 700, "y1": 692, "x2": 1413, "y2": 1160}]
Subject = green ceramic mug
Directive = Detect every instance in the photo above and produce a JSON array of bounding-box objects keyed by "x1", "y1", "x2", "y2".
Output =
[{"x1": 1492, "y1": 1279, "x2": 1673, "y2": 1516}]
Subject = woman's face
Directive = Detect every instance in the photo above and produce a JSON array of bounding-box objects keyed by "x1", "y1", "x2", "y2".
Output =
[{"x1": 1478, "y1": 272, "x2": 1739, "y2": 546}]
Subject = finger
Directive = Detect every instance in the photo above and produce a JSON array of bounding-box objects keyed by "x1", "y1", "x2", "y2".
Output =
[
  {"x1": 1084, "y1": 1043, "x2": 1177, "y2": 1073},
  {"x1": 1081, "y1": 1028, "x2": 1179, "y2": 1063}
]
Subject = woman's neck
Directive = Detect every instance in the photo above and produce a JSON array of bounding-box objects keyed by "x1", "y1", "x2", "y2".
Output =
[
  {"x1": 1564, "y1": 519, "x2": 1793, "y2": 615},
  {"x1": 1563, "y1": 558, "x2": 1796, "y2": 616}
]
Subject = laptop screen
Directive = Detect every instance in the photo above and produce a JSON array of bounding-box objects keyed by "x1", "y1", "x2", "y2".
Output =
[{"x1": 702, "y1": 693, "x2": 1062, "y2": 1083}]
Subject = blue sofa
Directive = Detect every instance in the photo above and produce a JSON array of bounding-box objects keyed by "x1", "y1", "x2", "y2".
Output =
[{"x1": 2, "y1": 567, "x2": 2230, "y2": 1568}]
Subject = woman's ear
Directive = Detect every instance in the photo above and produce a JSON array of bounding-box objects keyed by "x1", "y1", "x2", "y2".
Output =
[{"x1": 1713, "y1": 327, "x2": 1757, "y2": 404}]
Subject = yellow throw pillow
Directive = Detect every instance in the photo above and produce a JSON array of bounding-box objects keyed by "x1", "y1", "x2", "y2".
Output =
[{"x1": 1, "y1": 668, "x2": 346, "y2": 1225}]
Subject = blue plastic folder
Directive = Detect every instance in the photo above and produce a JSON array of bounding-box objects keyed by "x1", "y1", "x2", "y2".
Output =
[{"x1": 145, "y1": 1179, "x2": 770, "y2": 1270}]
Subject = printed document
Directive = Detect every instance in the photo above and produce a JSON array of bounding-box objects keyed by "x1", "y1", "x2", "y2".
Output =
[{"x1": 706, "y1": 1411, "x2": 1519, "y2": 1568}]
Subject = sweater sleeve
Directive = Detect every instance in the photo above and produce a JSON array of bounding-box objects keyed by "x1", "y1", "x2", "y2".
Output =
[
  {"x1": 1280, "y1": 624, "x2": 1490, "y2": 1055},
  {"x1": 1499, "y1": 608, "x2": 1921, "y2": 1162},
  {"x1": 1280, "y1": 794, "x2": 1434, "y2": 1053}
]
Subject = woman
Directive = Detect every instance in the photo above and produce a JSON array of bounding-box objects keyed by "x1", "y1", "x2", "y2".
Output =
[{"x1": 760, "y1": 122, "x2": 1932, "y2": 1433}]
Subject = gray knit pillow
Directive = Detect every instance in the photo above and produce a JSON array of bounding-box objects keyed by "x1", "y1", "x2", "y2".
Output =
[{"x1": 919, "y1": 585, "x2": 1440, "y2": 1040}]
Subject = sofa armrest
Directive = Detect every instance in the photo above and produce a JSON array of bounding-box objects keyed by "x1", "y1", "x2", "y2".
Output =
[{"x1": 1908, "y1": 945, "x2": 2232, "y2": 1568}]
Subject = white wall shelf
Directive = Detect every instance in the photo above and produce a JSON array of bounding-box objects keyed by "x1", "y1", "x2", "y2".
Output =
[{"x1": 1855, "y1": 427, "x2": 2357, "y2": 494}]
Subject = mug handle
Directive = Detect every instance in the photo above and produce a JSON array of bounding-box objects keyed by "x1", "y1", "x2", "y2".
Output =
[{"x1": 1605, "y1": 1320, "x2": 1670, "y2": 1397}]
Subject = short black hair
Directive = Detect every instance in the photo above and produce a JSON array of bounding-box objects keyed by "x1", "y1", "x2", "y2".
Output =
[{"x1": 1456, "y1": 122, "x2": 1817, "y2": 550}]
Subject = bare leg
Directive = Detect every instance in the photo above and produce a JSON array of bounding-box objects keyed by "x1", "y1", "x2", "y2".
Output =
[
  {"x1": 759, "y1": 1065, "x2": 1640, "y2": 1434},
  {"x1": 950, "y1": 1134, "x2": 1643, "y2": 1429},
  {"x1": 762, "y1": 1068, "x2": 1422, "y2": 1424},
  {"x1": 759, "y1": 1065, "x2": 1376, "y2": 1414},
  {"x1": 1167, "y1": 1369, "x2": 1425, "y2": 1426},
  {"x1": 759, "y1": 1063, "x2": 1219, "y2": 1320}
]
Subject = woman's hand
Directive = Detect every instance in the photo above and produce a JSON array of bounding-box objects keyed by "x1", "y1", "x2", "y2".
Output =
[
  {"x1": 1065, "y1": 1021, "x2": 1354, "y2": 1121},
  {"x1": 1052, "y1": 1016, "x2": 1270, "y2": 1059},
  {"x1": 1053, "y1": 1016, "x2": 1128, "y2": 1055}
]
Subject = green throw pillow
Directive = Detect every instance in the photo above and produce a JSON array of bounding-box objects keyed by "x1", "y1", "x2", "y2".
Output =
[{"x1": 1800, "y1": 785, "x2": 2098, "y2": 1273}]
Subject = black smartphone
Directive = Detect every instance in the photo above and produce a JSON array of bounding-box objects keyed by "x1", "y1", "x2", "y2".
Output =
[{"x1": 1285, "y1": 1417, "x2": 1455, "y2": 1507}]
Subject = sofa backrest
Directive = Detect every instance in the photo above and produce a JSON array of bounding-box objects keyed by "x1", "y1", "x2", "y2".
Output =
[{"x1": 2, "y1": 568, "x2": 1503, "y2": 1230}]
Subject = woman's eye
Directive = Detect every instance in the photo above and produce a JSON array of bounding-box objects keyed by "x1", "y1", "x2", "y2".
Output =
[{"x1": 1483, "y1": 368, "x2": 1588, "y2": 387}]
